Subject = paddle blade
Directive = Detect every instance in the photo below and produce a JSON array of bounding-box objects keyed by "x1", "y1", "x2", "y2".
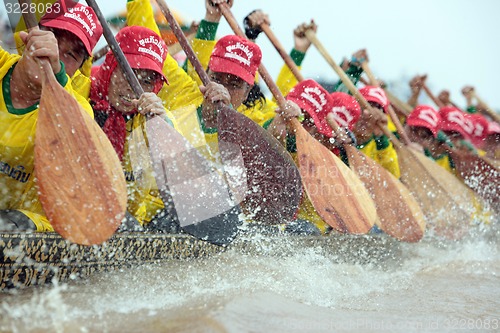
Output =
[
  {"x1": 395, "y1": 146, "x2": 473, "y2": 239},
  {"x1": 146, "y1": 116, "x2": 241, "y2": 246},
  {"x1": 344, "y1": 146, "x2": 426, "y2": 242},
  {"x1": 450, "y1": 150, "x2": 500, "y2": 213},
  {"x1": 293, "y1": 121, "x2": 377, "y2": 234},
  {"x1": 217, "y1": 107, "x2": 302, "y2": 224},
  {"x1": 35, "y1": 82, "x2": 127, "y2": 246}
]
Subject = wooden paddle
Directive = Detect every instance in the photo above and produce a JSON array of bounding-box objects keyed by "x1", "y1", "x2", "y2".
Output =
[
  {"x1": 17, "y1": 0, "x2": 127, "y2": 246},
  {"x1": 260, "y1": 23, "x2": 425, "y2": 242},
  {"x1": 86, "y1": 0, "x2": 242, "y2": 246},
  {"x1": 306, "y1": 31, "x2": 473, "y2": 238},
  {"x1": 155, "y1": 0, "x2": 303, "y2": 225},
  {"x1": 219, "y1": 4, "x2": 378, "y2": 234},
  {"x1": 421, "y1": 82, "x2": 500, "y2": 213},
  {"x1": 361, "y1": 62, "x2": 486, "y2": 236},
  {"x1": 472, "y1": 92, "x2": 500, "y2": 124}
]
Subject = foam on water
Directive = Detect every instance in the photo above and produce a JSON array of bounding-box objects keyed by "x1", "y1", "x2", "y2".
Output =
[{"x1": 1, "y1": 223, "x2": 499, "y2": 333}]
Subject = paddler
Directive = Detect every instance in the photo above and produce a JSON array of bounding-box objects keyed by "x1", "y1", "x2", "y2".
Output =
[{"x1": 0, "y1": 1, "x2": 103, "y2": 231}]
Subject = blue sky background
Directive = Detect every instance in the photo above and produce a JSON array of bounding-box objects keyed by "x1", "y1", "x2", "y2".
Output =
[
  {"x1": 157, "y1": 0, "x2": 499, "y2": 113},
  {"x1": 2, "y1": 0, "x2": 499, "y2": 113}
]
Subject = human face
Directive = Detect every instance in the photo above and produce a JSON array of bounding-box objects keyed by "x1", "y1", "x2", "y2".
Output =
[
  {"x1": 107, "y1": 67, "x2": 161, "y2": 114},
  {"x1": 48, "y1": 28, "x2": 88, "y2": 77},
  {"x1": 301, "y1": 113, "x2": 331, "y2": 144},
  {"x1": 442, "y1": 130, "x2": 468, "y2": 151},
  {"x1": 207, "y1": 69, "x2": 252, "y2": 108},
  {"x1": 407, "y1": 126, "x2": 435, "y2": 150}
]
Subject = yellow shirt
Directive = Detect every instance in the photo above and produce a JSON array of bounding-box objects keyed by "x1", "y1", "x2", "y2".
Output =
[
  {"x1": 0, "y1": 48, "x2": 94, "y2": 231},
  {"x1": 358, "y1": 136, "x2": 401, "y2": 179}
]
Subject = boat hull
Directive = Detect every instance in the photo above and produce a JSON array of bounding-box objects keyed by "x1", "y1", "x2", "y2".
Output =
[{"x1": 0, "y1": 232, "x2": 224, "y2": 290}]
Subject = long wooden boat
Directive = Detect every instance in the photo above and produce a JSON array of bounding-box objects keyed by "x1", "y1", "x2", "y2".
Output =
[
  {"x1": 0, "y1": 232, "x2": 224, "y2": 291},
  {"x1": 0, "y1": 228, "x2": 401, "y2": 291}
]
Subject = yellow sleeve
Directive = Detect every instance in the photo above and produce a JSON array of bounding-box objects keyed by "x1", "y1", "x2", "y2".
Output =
[
  {"x1": 69, "y1": 57, "x2": 93, "y2": 99},
  {"x1": 435, "y1": 154, "x2": 455, "y2": 175},
  {"x1": 238, "y1": 98, "x2": 278, "y2": 128},
  {"x1": 17, "y1": 210, "x2": 54, "y2": 232},
  {"x1": 357, "y1": 138, "x2": 400, "y2": 178},
  {"x1": 358, "y1": 139, "x2": 377, "y2": 160},
  {"x1": 374, "y1": 140, "x2": 401, "y2": 179},
  {"x1": 186, "y1": 38, "x2": 217, "y2": 86},
  {"x1": 387, "y1": 115, "x2": 397, "y2": 133},
  {"x1": 158, "y1": 55, "x2": 203, "y2": 114},
  {"x1": 126, "y1": 0, "x2": 161, "y2": 35},
  {"x1": 0, "y1": 48, "x2": 20, "y2": 75},
  {"x1": 276, "y1": 63, "x2": 300, "y2": 98},
  {"x1": 70, "y1": 69, "x2": 91, "y2": 101},
  {"x1": 64, "y1": 75, "x2": 93, "y2": 118}
]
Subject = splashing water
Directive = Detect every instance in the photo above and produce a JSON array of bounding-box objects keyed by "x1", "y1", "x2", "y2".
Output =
[{"x1": 1, "y1": 221, "x2": 499, "y2": 333}]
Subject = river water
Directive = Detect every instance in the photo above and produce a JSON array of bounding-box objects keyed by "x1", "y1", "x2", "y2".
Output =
[{"x1": 0, "y1": 221, "x2": 499, "y2": 333}]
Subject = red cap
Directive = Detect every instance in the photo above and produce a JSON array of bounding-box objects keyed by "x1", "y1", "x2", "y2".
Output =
[
  {"x1": 329, "y1": 92, "x2": 361, "y2": 131},
  {"x1": 359, "y1": 86, "x2": 389, "y2": 111},
  {"x1": 406, "y1": 105, "x2": 441, "y2": 137},
  {"x1": 286, "y1": 79, "x2": 334, "y2": 137},
  {"x1": 439, "y1": 106, "x2": 474, "y2": 139},
  {"x1": 209, "y1": 35, "x2": 262, "y2": 85},
  {"x1": 468, "y1": 114, "x2": 490, "y2": 147},
  {"x1": 40, "y1": 0, "x2": 103, "y2": 56},
  {"x1": 488, "y1": 121, "x2": 500, "y2": 135},
  {"x1": 114, "y1": 26, "x2": 168, "y2": 83}
]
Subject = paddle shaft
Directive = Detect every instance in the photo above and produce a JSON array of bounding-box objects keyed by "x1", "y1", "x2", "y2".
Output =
[
  {"x1": 261, "y1": 23, "x2": 305, "y2": 82},
  {"x1": 156, "y1": 0, "x2": 233, "y2": 115},
  {"x1": 86, "y1": 0, "x2": 144, "y2": 97},
  {"x1": 472, "y1": 92, "x2": 500, "y2": 123},
  {"x1": 422, "y1": 83, "x2": 445, "y2": 109},
  {"x1": 219, "y1": 4, "x2": 381, "y2": 233},
  {"x1": 361, "y1": 62, "x2": 414, "y2": 146},
  {"x1": 92, "y1": 44, "x2": 110, "y2": 61},
  {"x1": 93, "y1": 35, "x2": 195, "y2": 62},
  {"x1": 18, "y1": 0, "x2": 59, "y2": 85},
  {"x1": 304, "y1": 30, "x2": 409, "y2": 147},
  {"x1": 261, "y1": 23, "x2": 353, "y2": 144},
  {"x1": 155, "y1": 0, "x2": 209, "y2": 85},
  {"x1": 18, "y1": 0, "x2": 127, "y2": 245},
  {"x1": 218, "y1": 3, "x2": 287, "y2": 108},
  {"x1": 218, "y1": 3, "x2": 312, "y2": 141},
  {"x1": 361, "y1": 62, "x2": 378, "y2": 86}
]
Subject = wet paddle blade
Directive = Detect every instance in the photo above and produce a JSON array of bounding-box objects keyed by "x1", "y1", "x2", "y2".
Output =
[
  {"x1": 218, "y1": 107, "x2": 303, "y2": 224},
  {"x1": 146, "y1": 116, "x2": 241, "y2": 246},
  {"x1": 395, "y1": 145, "x2": 473, "y2": 239},
  {"x1": 35, "y1": 77, "x2": 127, "y2": 245},
  {"x1": 450, "y1": 150, "x2": 500, "y2": 213},
  {"x1": 344, "y1": 145, "x2": 426, "y2": 242},
  {"x1": 293, "y1": 120, "x2": 377, "y2": 234}
]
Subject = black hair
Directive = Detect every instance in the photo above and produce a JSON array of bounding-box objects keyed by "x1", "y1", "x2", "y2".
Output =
[{"x1": 242, "y1": 82, "x2": 266, "y2": 108}]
